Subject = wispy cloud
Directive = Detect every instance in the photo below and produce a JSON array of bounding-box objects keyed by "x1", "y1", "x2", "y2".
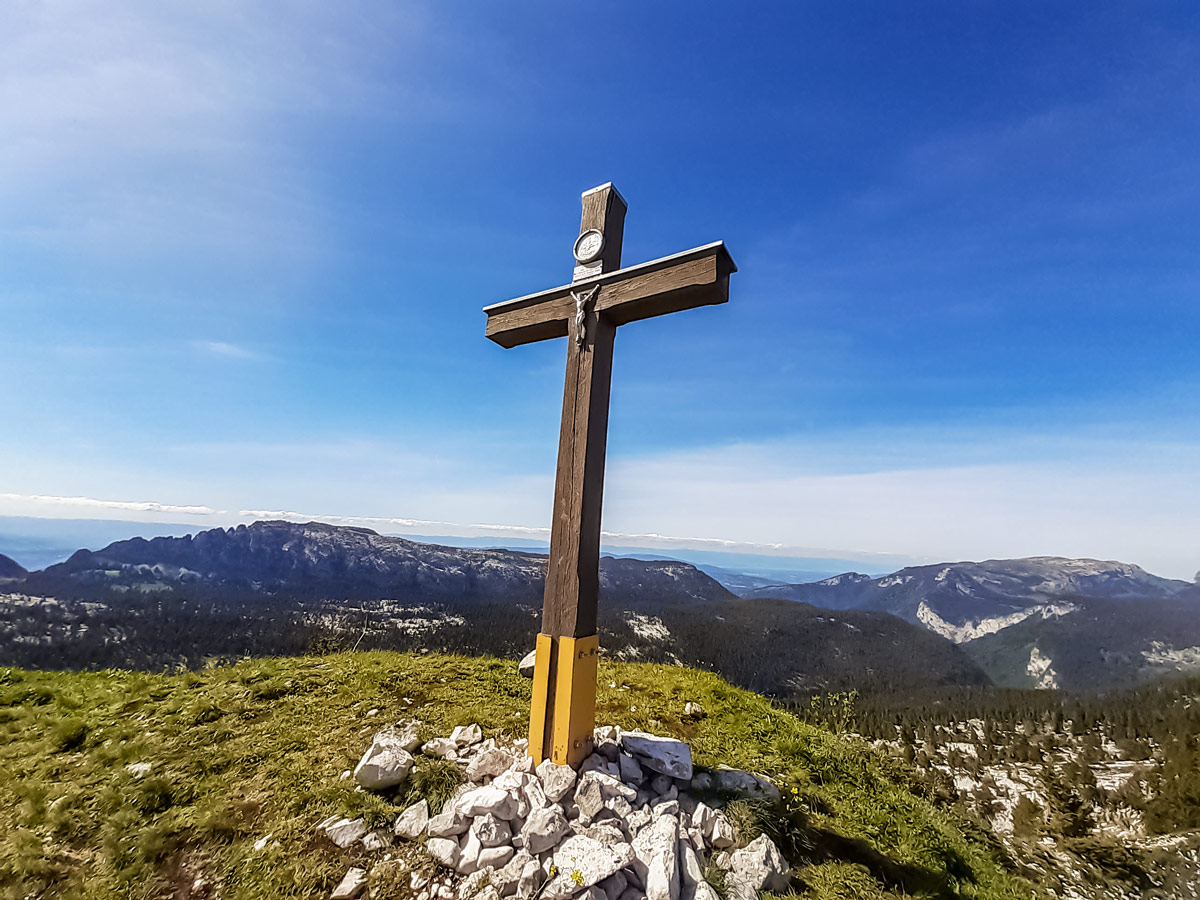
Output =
[
  {"x1": 0, "y1": 493, "x2": 222, "y2": 518},
  {"x1": 599, "y1": 432, "x2": 1200, "y2": 581},
  {"x1": 0, "y1": 2, "x2": 443, "y2": 291},
  {"x1": 194, "y1": 340, "x2": 270, "y2": 361}
]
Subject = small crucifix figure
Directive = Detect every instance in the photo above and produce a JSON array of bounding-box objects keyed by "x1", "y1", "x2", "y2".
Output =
[{"x1": 484, "y1": 184, "x2": 736, "y2": 767}]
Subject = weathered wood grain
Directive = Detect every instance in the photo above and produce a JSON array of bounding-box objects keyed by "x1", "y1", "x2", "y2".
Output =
[{"x1": 540, "y1": 184, "x2": 624, "y2": 639}]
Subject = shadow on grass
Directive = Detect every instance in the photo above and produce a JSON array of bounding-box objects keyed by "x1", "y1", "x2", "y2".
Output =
[{"x1": 802, "y1": 826, "x2": 974, "y2": 898}]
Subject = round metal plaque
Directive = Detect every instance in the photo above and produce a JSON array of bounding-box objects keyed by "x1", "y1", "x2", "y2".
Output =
[{"x1": 573, "y1": 229, "x2": 605, "y2": 265}]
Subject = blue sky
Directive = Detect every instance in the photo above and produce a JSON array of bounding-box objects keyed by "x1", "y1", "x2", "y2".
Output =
[{"x1": 2, "y1": 2, "x2": 1198, "y2": 578}]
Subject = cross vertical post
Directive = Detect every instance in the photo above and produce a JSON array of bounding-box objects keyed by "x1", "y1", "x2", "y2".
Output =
[
  {"x1": 532, "y1": 185, "x2": 625, "y2": 766},
  {"x1": 483, "y1": 184, "x2": 735, "y2": 768}
]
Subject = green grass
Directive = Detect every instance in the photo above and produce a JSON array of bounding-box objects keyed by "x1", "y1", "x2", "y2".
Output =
[{"x1": 0, "y1": 653, "x2": 1036, "y2": 900}]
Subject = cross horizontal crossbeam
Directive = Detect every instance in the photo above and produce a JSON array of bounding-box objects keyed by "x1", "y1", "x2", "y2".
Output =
[{"x1": 484, "y1": 241, "x2": 737, "y2": 348}]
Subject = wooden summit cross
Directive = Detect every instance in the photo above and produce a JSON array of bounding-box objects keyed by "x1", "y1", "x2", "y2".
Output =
[{"x1": 483, "y1": 183, "x2": 735, "y2": 768}]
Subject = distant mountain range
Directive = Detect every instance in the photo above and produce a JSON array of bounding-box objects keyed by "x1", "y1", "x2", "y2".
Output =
[
  {"x1": 4, "y1": 520, "x2": 1197, "y2": 694},
  {"x1": 2, "y1": 520, "x2": 985, "y2": 699},
  {"x1": 747, "y1": 557, "x2": 1199, "y2": 690}
]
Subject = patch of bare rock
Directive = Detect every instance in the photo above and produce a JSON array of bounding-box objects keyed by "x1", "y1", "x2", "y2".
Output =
[{"x1": 316, "y1": 720, "x2": 789, "y2": 899}]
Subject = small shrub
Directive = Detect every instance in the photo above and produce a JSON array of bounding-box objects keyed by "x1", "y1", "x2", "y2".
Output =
[
  {"x1": 51, "y1": 719, "x2": 88, "y2": 752},
  {"x1": 133, "y1": 776, "x2": 175, "y2": 815}
]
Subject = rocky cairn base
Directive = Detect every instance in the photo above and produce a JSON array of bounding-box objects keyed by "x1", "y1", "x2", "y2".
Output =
[{"x1": 317, "y1": 720, "x2": 791, "y2": 900}]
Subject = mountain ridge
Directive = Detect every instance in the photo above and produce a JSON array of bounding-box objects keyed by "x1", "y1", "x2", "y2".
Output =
[
  {"x1": 0, "y1": 552, "x2": 27, "y2": 579},
  {"x1": 751, "y1": 555, "x2": 1190, "y2": 626}
]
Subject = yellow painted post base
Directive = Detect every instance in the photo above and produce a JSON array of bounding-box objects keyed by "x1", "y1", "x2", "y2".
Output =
[{"x1": 528, "y1": 632, "x2": 599, "y2": 768}]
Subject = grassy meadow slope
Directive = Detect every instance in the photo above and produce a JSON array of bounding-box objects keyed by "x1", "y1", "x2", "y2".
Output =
[{"x1": 0, "y1": 653, "x2": 1033, "y2": 900}]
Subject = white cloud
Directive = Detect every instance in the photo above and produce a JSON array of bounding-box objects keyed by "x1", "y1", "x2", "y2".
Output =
[
  {"x1": 599, "y1": 434, "x2": 1200, "y2": 581},
  {"x1": 0, "y1": 492, "x2": 222, "y2": 518}
]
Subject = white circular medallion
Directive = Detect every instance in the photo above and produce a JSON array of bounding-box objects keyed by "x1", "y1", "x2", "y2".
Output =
[{"x1": 573, "y1": 229, "x2": 605, "y2": 265}]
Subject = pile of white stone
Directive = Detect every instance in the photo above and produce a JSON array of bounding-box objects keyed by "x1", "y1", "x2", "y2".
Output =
[{"x1": 317, "y1": 720, "x2": 791, "y2": 900}]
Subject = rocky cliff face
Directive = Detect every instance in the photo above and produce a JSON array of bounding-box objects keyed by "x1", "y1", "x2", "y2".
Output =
[{"x1": 754, "y1": 557, "x2": 1198, "y2": 690}]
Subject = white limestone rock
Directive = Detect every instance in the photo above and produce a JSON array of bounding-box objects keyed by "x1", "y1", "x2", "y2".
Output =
[
  {"x1": 576, "y1": 822, "x2": 627, "y2": 847},
  {"x1": 710, "y1": 813, "x2": 735, "y2": 850},
  {"x1": 536, "y1": 759, "x2": 578, "y2": 802},
  {"x1": 459, "y1": 829, "x2": 485, "y2": 875},
  {"x1": 653, "y1": 800, "x2": 680, "y2": 820},
  {"x1": 468, "y1": 747, "x2": 515, "y2": 782},
  {"x1": 544, "y1": 835, "x2": 635, "y2": 899},
  {"x1": 678, "y1": 839, "x2": 704, "y2": 900},
  {"x1": 492, "y1": 770, "x2": 535, "y2": 818},
  {"x1": 392, "y1": 719, "x2": 424, "y2": 752},
  {"x1": 518, "y1": 650, "x2": 538, "y2": 678},
  {"x1": 331, "y1": 867, "x2": 368, "y2": 899},
  {"x1": 426, "y1": 836, "x2": 462, "y2": 870},
  {"x1": 522, "y1": 776, "x2": 550, "y2": 812},
  {"x1": 459, "y1": 867, "x2": 497, "y2": 900},
  {"x1": 626, "y1": 807, "x2": 652, "y2": 836},
  {"x1": 319, "y1": 816, "x2": 368, "y2": 848},
  {"x1": 522, "y1": 806, "x2": 571, "y2": 855},
  {"x1": 394, "y1": 799, "x2": 430, "y2": 839},
  {"x1": 603, "y1": 795, "x2": 633, "y2": 822},
  {"x1": 494, "y1": 849, "x2": 536, "y2": 897},
  {"x1": 473, "y1": 813, "x2": 513, "y2": 848},
  {"x1": 424, "y1": 737, "x2": 459, "y2": 759},
  {"x1": 579, "y1": 770, "x2": 638, "y2": 825},
  {"x1": 724, "y1": 834, "x2": 789, "y2": 898},
  {"x1": 586, "y1": 770, "x2": 638, "y2": 803},
  {"x1": 632, "y1": 814, "x2": 679, "y2": 900},
  {"x1": 428, "y1": 808, "x2": 470, "y2": 838},
  {"x1": 361, "y1": 829, "x2": 390, "y2": 852},
  {"x1": 353, "y1": 732, "x2": 415, "y2": 791},
  {"x1": 620, "y1": 732, "x2": 693, "y2": 781},
  {"x1": 451, "y1": 723, "x2": 484, "y2": 747},
  {"x1": 517, "y1": 856, "x2": 547, "y2": 899},
  {"x1": 457, "y1": 784, "x2": 519, "y2": 820},
  {"x1": 690, "y1": 802, "x2": 716, "y2": 840},
  {"x1": 691, "y1": 883, "x2": 720, "y2": 900},
  {"x1": 480, "y1": 845, "x2": 516, "y2": 871}
]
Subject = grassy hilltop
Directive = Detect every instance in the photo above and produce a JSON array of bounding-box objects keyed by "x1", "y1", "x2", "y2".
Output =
[{"x1": 0, "y1": 653, "x2": 1034, "y2": 900}]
